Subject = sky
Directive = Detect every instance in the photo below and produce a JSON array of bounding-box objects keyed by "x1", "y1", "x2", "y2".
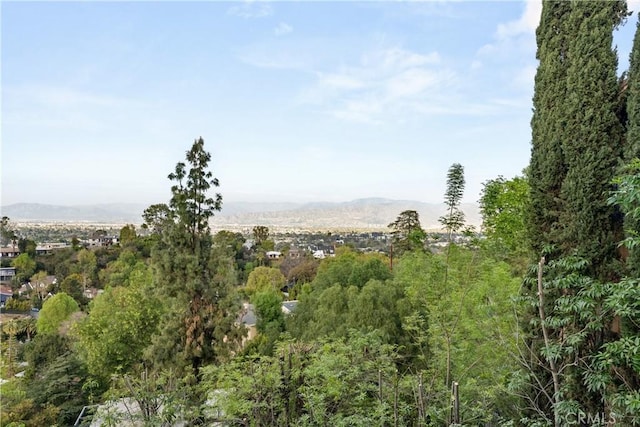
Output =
[{"x1": 2, "y1": 0, "x2": 640, "y2": 207}]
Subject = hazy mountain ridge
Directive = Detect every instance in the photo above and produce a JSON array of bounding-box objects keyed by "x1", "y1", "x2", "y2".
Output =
[
  {"x1": 0, "y1": 203, "x2": 147, "y2": 223},
  {"x1": 1, "y1": 200, "x2": 481, "y2": 230}
]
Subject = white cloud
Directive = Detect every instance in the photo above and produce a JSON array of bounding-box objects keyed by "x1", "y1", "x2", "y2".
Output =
[
  {"x1": 362, "y1": 47, "x2": 441, "y2": 70},
  {"x1": 297, "y1": 46, "x2": 457, "y2": 123},
  {"x1": 496, "y1": 0, "x2": 541, "y2": 40},
  {"x1": 238, "y1": 49, "x2": 310, "y2": 70},
  {"x1": 274, "y1": 22, "x2": 293, "y2": 36},
  {"x1": 3, "y1": 84, "x2": 153, "y2": 132},
  {"x1": 330, "y1": 98, "x2": 383, "y2": 124},
  {"x1": 479, "y1": 0, "x2": 540, "y2": 56},
  {"x1": 474, "y1": 0, "x2": 539, "y2": 99},
  {"x1": 227, "y1": 1, "x2": 273, "y2": 19},
  {"x1": 318, "y1": 73, "x2": 366, "y2": 90},
  {"x1": 386, "y1": 68, "x2": 440, "y2": 98},
  {"x1": 23, "y1": 85, "x2": 144, "y2": 109}
]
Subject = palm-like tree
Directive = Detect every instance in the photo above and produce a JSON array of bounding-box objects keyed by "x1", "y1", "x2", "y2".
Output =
[{"x1": 2, "y1": 320, "x2": 21, "y2": 376}]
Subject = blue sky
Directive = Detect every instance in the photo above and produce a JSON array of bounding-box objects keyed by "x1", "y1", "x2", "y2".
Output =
[{"x1": 2, "y1": 1, "x2": 639, "y2": 207}]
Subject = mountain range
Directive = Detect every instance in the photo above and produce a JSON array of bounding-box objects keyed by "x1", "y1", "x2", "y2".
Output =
[{"x1": 0, "y1": 199, "x2": 482, "y2": 231}]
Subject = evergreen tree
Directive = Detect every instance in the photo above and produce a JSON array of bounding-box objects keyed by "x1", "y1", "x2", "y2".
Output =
[
  {"x1": 626, "y1": 14, "x2": 640, "y2": 161},
  {"x1": 147, "y1": 138, "x2": 243, "y2": 384},
  {"x1": 525, "y1": 1, "x2": 629, "y2": 423},
  {"x1": 528, "y1": 0, "x2": 571, "y2": 256},
  {"x1": 560, "y1": 0, "x2": 626, "y2": 280},
  {"x1": 439, "y1": 163, "x2": 466, "y2": 243},
  {"x1": 623, "y1": 15, "x2": 640, "y2": 274},
  {"x1": 388, "y1": 210, "x2": 427, "y2": 255}
]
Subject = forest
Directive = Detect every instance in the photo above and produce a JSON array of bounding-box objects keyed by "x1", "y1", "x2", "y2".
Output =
[{"x1": 2, "y1": 1, "x2": 640, "y2": 426}]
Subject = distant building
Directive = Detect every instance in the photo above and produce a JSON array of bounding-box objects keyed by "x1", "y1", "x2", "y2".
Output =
[
  {"x1": 0, "y1": 285, "x2": 13, "y2": 305},
  {"x1": 82, "y1": 236, "x2": 118, "y2": 248},
  {"x1": 288, "y1": 247, "x2": 303, "y2": 258},
  {"x1": 0, "y1": 267, "x2": 16, "y2": 284},
  {"x1": 36, "y1": 242, "x2": 71, "y2": 255},
  {"x1": 0, "y1": 247, "x2": 20, "y2": 258},
  {"x1": 83, "y1": 287, "x2": 103, "y2": 300},
  {"x1": 313, "y1": 250, "x2": 326, "y2": 259},
  {"x1": 266, "y1": 251, "x2": 281, "y2": 260},
  {"x1": 239, "y1": 302, "x2": 258, "y2": 346},
  {"x1": 281, "y1": 300, "x2": 298, "y2": 315},
  {"x1": 19, "y1": 275, "x2": 56, "y2": 297}
]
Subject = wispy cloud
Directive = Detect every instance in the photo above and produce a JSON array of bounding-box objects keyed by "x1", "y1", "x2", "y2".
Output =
[
  {"x1": 227, "y1": 1, "x2": 273, "y2": 19},
  {"x1": 474, "y1": 0, "x2": 539, "y2": 92},
  {"x1": 3, "y1": 84, "x2": 151, "y2": 131},
  {"x1": 238, "y1": 50, "x2": 311, "y2": 70},
  {"x1": 274, "y1": 22, "x2": 293, "y2": 36},
  {"x1": 16, "y1": 85, "x2": 146, "y2": 109},
  {"x1": 299, "y1": 46, "x2": 458, "y2": 123},
  {"x1": 496, "y1": 0, "x2": 541, "y2": 40}
]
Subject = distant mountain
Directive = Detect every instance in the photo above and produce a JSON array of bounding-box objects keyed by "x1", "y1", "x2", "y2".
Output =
[
  {"x1": 1, "y1": 199, "x2": 481, "y2": 231},
  {"x1": 0, "y1": 203, "x2": 148, "y2": 223},
  {"x1": 215, "y1": 199, "x2": 481, "y2": 231}
]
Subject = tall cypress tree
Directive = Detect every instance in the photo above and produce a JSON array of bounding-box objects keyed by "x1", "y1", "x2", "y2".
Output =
[
  {"x1": 623, "y1": 15, "x2": 640, "y2": 274},
  {"x1": 526, "y1": 1, "x2": 628, "y2": 422},
  {"x1": 526, "y1": 3, "x2": 572, "y2": 419},
  {"x1": 528, "y1": 0, "x2": 571, "y2": 256},
  {"x1": 560, "y1": 0, "x2": 626, "y2": 280},
  {"x1": 626, "y1": 15, "x2": 640, "y2": 161}
]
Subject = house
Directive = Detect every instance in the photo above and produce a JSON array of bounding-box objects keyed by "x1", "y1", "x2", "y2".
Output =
[
  {"x1": 281, "y1": 300, "x2": 298, "y2": 315},
  {"x1": 0, "y1": 285, "x2": 13, "y2": 306},
  {"x1": 36, "y1": 242, "x2": 71, "y2": 255},
  {"x1": 20, "y1": 275, "x2": 56, "y2": 297},
  {"x1": 83, "y1": 287, "x2": 103, "y2": 300},
  {"x1": 266, "y1": 251, "x2": 281, "y2": 260},
  {"x1": 313, "y1": 250, "x2": 326, "y2": 259},
  {"x1": 0, "y1": 247, "x2": 20, "y2": 258},
  {"x1": 0, "y1": 267, "x2": 16, "y2": 284},
  {"x1": 239, "y1": 300, "x2": 298, "y2": 346},
  {"x1": 242, "y1": 239, "x2": 255, "y2": 250},
  {"x1": 288, "y1": 247, "x2": 303, "y2": 259},
  {"x1": 82, "y1": 236, "x2": 118, "y2": 248},
  {"x1": 239, "y1": 302, "x2": 258, "y2": 346}
]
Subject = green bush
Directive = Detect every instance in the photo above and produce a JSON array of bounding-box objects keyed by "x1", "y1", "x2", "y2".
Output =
[{"x1": 5, "y1": 298, "x2": 30, "y2": 311}]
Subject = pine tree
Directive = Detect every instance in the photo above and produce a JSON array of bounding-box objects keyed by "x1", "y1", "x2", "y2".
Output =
[
  {"x1": 439, "y1": 163, "x2": 466, "y2": 243},
  {"x1": 147, "y1": 138, "x2": 243, "y2": 383},
  {"x1": 388, "y1": 210, "x2": 426, "y2": 255}
]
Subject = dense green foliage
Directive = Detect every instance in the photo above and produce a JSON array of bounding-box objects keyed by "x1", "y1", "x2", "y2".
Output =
[
  {"x1": 528, "y1": 0, "x2": 571, "y2": 256},
  {"x1": 560, "y1": 0, "x2": 626, "y2": 279},
  {"x1": 479, "y1": 174, "x2": 530, "y2": 267},
  {"x1": 524, "y1": 1, "x2": 637, "y2": 424},
  {"x1": 246, "y1": 266, "x2": 286, "y2": 295},
  {"x1": 74, "y1": 259, "x2": 161, "y2": 384},
  {"x1": 36, "y1": 292, "x2": 80, "y2": 335}
]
